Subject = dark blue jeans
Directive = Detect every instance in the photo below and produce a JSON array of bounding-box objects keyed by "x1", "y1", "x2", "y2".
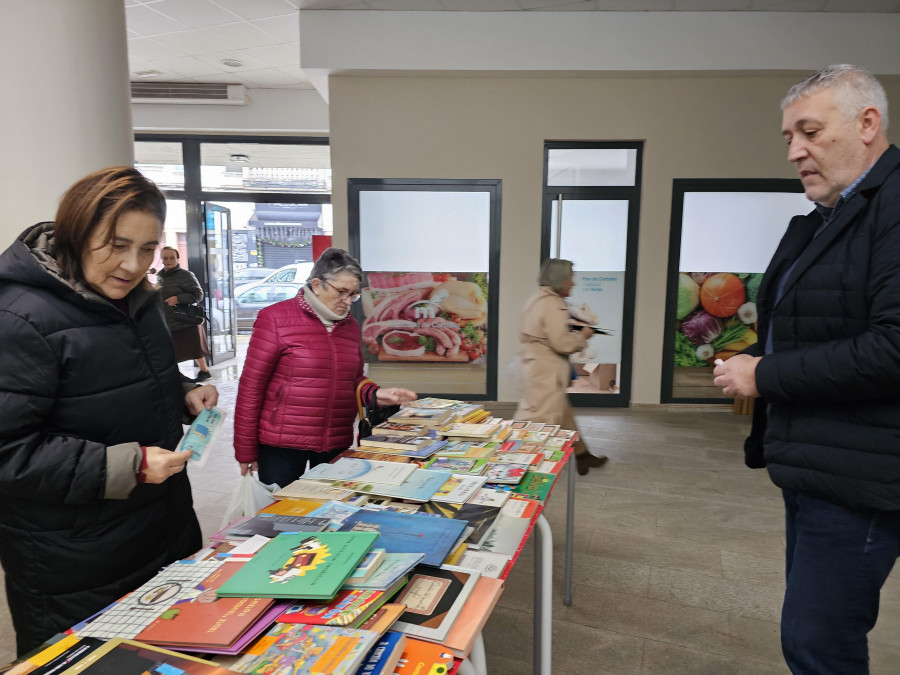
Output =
[
  {"x1": 257, "y1": 444, "x2": 344, "y2": 489},
  {"x1": 781, "y1": 490, "x2": 900, "y2": 674}
]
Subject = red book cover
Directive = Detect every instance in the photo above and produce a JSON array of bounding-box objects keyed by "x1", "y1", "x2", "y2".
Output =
[
  {"x1": 136, "y1": 561, "x2": 275, "y2": 649},
  {"x1": 276, "y1": 587, "x2": 389, "y2": 627}
]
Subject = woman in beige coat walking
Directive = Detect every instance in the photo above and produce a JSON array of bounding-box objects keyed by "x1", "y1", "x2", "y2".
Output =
[{"x1": 515, "y1": 258, "x2": 608, "y2": 475}]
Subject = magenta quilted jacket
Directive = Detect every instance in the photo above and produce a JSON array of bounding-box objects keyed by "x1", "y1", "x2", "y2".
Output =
[{"x1": 233, "y1": 292, "x2": 377, "y2": 461}]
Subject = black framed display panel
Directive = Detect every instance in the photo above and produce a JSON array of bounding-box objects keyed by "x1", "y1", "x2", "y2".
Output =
[
  {"x1": 540, "y1": 141, "x2": 643, "y2": 408},
  {"x1": 348, "y1": 178, "x2": 502, "y2": 401},
  {"x1": 661, "y1": 178, "x2": 805, "y2": 404}
]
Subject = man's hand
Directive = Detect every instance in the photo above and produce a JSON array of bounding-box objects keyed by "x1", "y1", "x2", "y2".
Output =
[
  {"x1": 165, "y1": 296, "x2": 178, "y2": 306},
  {"x1": 185, "y1": 384, "x2": 218, "y2": 415},
  {"x1": 376, "y1": 387, "x2": 417, "y2": 406},
  {"x1": 713, "y1": 354, "x2": 762, "y2": 399},
  {"x1": 142, "y1": 447, "x2": 192, "y2": 484}
]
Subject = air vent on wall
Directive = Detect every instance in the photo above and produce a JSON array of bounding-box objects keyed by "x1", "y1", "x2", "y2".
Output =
[{"x1": 130, "y1": 82, "x2": 247, "y2": 105}]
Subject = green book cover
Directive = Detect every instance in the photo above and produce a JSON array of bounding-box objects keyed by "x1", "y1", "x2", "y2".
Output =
[
  {"x1": 509, "y1": 471, "x2": 555, "y2": 502},
  {"x1": 217, "y1": 531, "x2": 378, "y2": 600}
]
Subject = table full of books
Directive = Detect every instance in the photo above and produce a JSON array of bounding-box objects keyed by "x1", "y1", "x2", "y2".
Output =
[{"x1": 8, "y1": 398, "x2": 575, "y2": 675}]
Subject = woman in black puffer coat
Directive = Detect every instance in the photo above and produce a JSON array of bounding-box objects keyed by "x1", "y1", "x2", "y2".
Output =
[{"x1": 0, "y1": 167, "x2": 217, "y2": 655}]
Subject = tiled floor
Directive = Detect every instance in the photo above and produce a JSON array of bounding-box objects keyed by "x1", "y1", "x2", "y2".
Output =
[{"x1": 4, "y1": 344, "x2": 900, "y2": 672}]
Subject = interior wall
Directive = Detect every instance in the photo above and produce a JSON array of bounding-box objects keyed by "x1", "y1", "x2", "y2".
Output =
[{"x1": 327, "y1": 73, "x2": 900, "y2": 405}]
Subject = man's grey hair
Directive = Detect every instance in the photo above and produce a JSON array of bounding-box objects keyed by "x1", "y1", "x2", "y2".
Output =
[
  {"x1": 309, "y1": 247, "x2": 363, "y2": 284},
  {"x1": 539, "y1": 258, "x2": 574, "y2": 293},
  {"x1": 781, "y1": 64, "x2": 889, "y2": 132}
]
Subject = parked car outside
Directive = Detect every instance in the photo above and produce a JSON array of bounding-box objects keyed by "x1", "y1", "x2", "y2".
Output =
[
  {"x1": 235, "y1": 281, "x2": 304, "y2": 333},
  {"x1": 233, "y1": 266, "x2": 276, "y2": 285},
  {"x1": 235, "y1": 263, "x2": 314, "y2": 296}
]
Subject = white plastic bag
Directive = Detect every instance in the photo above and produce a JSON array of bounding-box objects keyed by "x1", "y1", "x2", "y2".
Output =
[{"x1": 219, "y1": 473, "x2": 278, "y2": 529}]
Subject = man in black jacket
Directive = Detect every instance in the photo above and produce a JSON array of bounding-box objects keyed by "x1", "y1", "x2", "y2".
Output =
[{"x1": 714, "y1": 65, "x2": 900, "y2": 674}]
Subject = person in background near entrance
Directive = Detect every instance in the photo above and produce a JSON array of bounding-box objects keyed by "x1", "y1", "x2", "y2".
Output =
[
  {"x1": 157, "y1": 246, "x2": 212, "y2": 381},
  {"x1": 233, "y1": 247, "x2": 417, "y2": 487},
  {"x1": 713, "y1": 65, "x2": 900, "y2": 674},
  {"x1": 0, "y1": 166, "x2": 217, "y2": 655},
  {"x1": 516, "y1": 258, "x2": 608, "y2": 476}
]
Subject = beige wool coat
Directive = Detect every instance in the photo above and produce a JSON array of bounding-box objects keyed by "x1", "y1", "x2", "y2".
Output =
[{"x1": 514, "y1": 287, "x2": 589, "y2": 454}]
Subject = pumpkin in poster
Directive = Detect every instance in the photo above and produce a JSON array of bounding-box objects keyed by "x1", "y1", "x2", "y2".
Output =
[
  {"x1": 360, "y1": 271, "x2": 488, "y2": 363},
  {"x1": 674, "y1": 272, "x2": 760, "y2": 367}
]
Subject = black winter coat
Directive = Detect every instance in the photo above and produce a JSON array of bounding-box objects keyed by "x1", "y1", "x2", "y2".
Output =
[
  {"x1": 157, "y1": 264, "x2": 204, "y2": 333},
  {"x1": 745, "y1": 145, "x2": 900, "y2": 511},
  {"x1": 0, "y1": 223, "x2": 201, "y2": 654}
]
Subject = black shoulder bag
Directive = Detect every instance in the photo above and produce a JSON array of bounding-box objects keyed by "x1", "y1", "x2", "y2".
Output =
[
  {"x1": 172, "y1": 303, "x2": 206, "y2": 325},
  {"x1": 356, "y1": 379, "x2": 401, "y2": 442}
]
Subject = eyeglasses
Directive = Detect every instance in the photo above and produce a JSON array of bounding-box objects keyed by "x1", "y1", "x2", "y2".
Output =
[{"x1": 322, "y1": 280, "x2": 361, "y2": 303}]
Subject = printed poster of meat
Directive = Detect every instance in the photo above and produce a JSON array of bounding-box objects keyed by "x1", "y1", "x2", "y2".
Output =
[{"x1": 360, "y1": 271, "x2": 488, "y2": 363}]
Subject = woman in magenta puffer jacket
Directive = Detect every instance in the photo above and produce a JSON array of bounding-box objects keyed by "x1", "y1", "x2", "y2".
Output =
[{"x1": 233, "y1": 248, "x2": 417, "y2": 487}]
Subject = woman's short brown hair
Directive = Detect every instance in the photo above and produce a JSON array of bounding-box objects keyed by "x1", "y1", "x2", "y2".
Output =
[{"x1": 54, "y1": 166, "x2": 167, "y2": 282}]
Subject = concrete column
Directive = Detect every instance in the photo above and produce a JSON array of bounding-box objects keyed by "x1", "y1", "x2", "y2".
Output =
[{"x1": 0, "y1": 0, "x2": 134, "y2": 248}]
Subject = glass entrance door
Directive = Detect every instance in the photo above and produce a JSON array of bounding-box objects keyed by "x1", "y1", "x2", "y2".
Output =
[
  {"x1": 203, "y1": 203, "x2": 236, "y2": 363},
  {"x1": 547, "y1": 196, "x2": 635, "y2": 405}
]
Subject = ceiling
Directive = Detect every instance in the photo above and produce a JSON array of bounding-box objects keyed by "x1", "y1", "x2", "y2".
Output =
[{"x1": 126, "y1": 0, "x2": 900, "y2": 92}]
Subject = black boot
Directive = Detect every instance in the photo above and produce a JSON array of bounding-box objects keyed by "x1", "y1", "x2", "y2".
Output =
[{"x1": 576, "y1": 453, "x2": 608, "y2": 476}]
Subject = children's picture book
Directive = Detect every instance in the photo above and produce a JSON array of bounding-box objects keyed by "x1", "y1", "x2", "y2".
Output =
[
  {"x1": 405, "y1": 397, "x2": 461, "y2": 409},
  {"x1": 58, "y1": 638, "x2": 232, "y2": 674},
  {"x1": 456, "y1": 550, "x2": 511, "y2": 579},
  {"x1": 392, "y1": 565, "x2": 480, "y2": 642},
  {"x1": 371, "y1": 420, "x2": 431, "y2": 436},
  {"x1": 135, "y1": 560, "x2": 276, "y2": 651},
  {"x1": 213, "y1": 514, "x2": 330, "y2": 541},
  {"x1": 346, "y1": 548, "x2": 386, "y2": 584},
  {"x1": 389, "y1": 406, "x2": 453, "y2": 427},
  {"x1": 441, "y1": 576, "x2": 504, "y2": 658},
  {"x1": 392, "y1": 637, "x2": 454, "y2": 675},
  {"x1": 302, "y1": 458, "x2": 417, "y2": 486},
  {"x1": 510, "y1": 471, "x2": 556, "y2": 502},
  {"x1": 479, "y1": 514, "x2": 531, "y2": 556},
  {"x1": 495, "y1": 440, "x2": 524, "y2": 454},
  {"x1": 418, "y1": 503, "x2": 502, "y2": 548},
  {"x1": 438, "y1": 422, "x2": 501, "y2": 440},
  {"x1": 357, "y1": 440, "x2": 447, "y2": 460},
  {"x1": 467, "y1": 487, "x2": 511, "y2": 508},
  {"x1": 356, "y1": 630, "x2": 407, "y2": 675},
  {"x1": 429, "y1": 474, "x2": 487, "y2": 504},
  {"x1": 231, "y1": 623, "x2": 379, "y2": 675},
  {"x1": 342, "y1": 449, "x2": 413, "y2": 463},
  {"x1": 276, "y1": 575, "x2": 405, "y2": 628},
  {"x1": 273, "y1": 479, "x2": 357, "y2": 502},
  {"x1": 216, "y1": 532, "x2": 378, "y2": 600},
  {"x1": 338, "y1": 510, "x2": 466, "y2": 566},
  {"x1": 490, "y1": 452, "x2": 540, "y2": 466},
  {"x1": 74, "y1": 560, "x2": 225, "y2": 639},
  {"x1": 333, "y1": 469, "x2": 451, "y2": 503},
  {"x1": 7, "y1": 634, "x2": 105, "y2": 675},
  {"x1": 177, "y1": 406, "x2": 227, "y2": 466},
  {"x1": 258, "y1": 497, "x2": 326, "y2": 516},
  {"x1": 307, "y1": 500, "x2": 363, "y2": 529},
  {"x1": 501, "y1": 495, "x2": 540, "y2": 520},
  {"x1": 482, "y1": 462, "x2": 529, "y2": 485},
  {"x1": 359, "y1": 435, "x2": 436, "y2": 452},
  {"x1": 355, "y1": 603, "x2": 407, "y2": 636},
  {"x1": 343, "y1": 553, "x2": 425, "y2": 590},
  {"x1": 424, "y1": 457, "x2": 479, "y2": 474}
]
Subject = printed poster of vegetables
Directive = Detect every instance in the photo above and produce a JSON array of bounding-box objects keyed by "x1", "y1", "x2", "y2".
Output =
[
  {"x1": 674, "y1": 272, "x2": 760, "y2": 367},
  {"x1": 360, "y1": 271, "x2": 488, "y2": 364}
]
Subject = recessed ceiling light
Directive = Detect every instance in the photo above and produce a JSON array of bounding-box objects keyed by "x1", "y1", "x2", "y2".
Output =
[
  {"x1": 221, "y1": 59, "x2": 243, "y2": 68},
  {"x1": 134, "y1": 69, "x2": 162, "y2": 78},
  {"x1": 229, "y1": 154, "x2": 250, "y2": 163}
]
